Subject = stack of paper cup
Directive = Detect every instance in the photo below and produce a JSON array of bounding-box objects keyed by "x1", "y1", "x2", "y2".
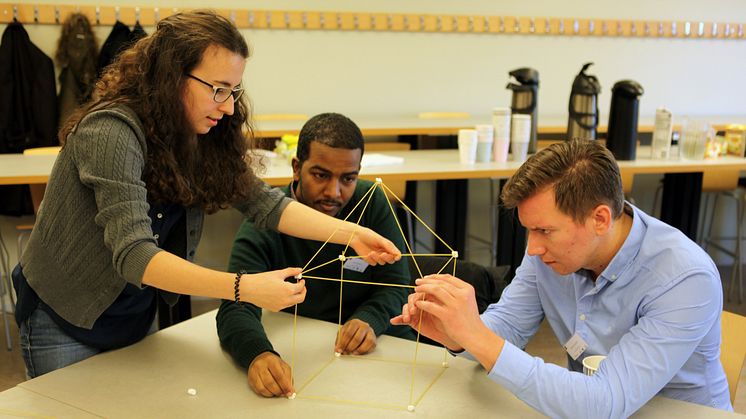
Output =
[
  {"x1": 458, "y1": 129, "x2": 478, "y2": 164},
  {"x1": 492, "y1": 107, "x2": 511, "y2": 163},
  {"x1": 511, "y1": 114, "x2": 532, "y2": 162},
  {"x1": 475, "y1": 124, "x2": 494, "y2": 163}
]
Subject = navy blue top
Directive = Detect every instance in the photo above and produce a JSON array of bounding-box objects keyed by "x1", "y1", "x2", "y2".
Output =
[{"x1": 14, "y1": 202, "x2": 186, "y2": 350}]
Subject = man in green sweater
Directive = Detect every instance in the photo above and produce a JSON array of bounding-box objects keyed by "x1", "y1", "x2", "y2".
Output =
[{"x1": 216, "y1": 113, "x2": 414, "y2": 398}]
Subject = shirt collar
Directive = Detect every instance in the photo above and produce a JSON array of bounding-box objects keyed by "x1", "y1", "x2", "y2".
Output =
[{"x1": 598, "y1": 202, "x2": 644, "y2": 283}]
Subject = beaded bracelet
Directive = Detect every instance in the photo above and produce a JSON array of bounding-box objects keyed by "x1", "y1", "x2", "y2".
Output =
[{"x1": 234, "y1": 270, "x2": 247, "y2": 304}]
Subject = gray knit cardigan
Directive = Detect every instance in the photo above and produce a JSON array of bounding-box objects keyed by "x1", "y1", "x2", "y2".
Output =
[{"x1": 21, "y1": 105, "x2": 290, "y2": 329}]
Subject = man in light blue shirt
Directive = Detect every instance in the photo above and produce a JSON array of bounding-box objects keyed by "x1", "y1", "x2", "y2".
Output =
[{"x1": 392, "y1": 139, "x2": 732, "y2": 418}]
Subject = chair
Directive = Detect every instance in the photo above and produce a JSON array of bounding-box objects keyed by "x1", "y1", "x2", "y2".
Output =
[
  {"x1": 720, "y1": 311, "x2": 746, "y2": 404},
  {"x1": 365, "y1": 142, "x2": 415, "y2": 248},
  {"x1": 698, "y1": 175, "x2": 745, "y2": 304}
]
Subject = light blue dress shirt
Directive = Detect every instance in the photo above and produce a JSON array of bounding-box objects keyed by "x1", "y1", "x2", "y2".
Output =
[{"x1": 472, "y1": 203, "x2": 732, "y2": 418}]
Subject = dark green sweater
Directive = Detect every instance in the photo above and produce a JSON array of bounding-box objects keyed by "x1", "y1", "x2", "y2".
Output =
[{"x1": 216, "y1": 179, "x2": 414, "y2": 368}]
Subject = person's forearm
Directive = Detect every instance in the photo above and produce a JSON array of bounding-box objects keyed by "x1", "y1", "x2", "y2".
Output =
[
  {"x1": 277, "y1": 201, "x2": 364, "y2": 244},
  {"x1": 460, "y1": 323, "x2": 505, "y2": 371},
  {"x1": 142, "y1": 251, "x2": 235, "y2": 299}
]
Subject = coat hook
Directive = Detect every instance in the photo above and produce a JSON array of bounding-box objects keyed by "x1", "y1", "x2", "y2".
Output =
[
  {"x1": 95, "y1": 7, "x2": 101, "y2": 25},
  {"x1": 739, "y1": 24, "x2": 744, "y2": 38},
  {"x1": 336, "y1": 13, "x2": 342, "y2": 29},
  {"x1": 602, "y1": 21, "x2": 608, "y2": 35},
  {"x1": 588, "y1": 20, "x2": 595, "y2": 34},
  {"x1": 33, "y1": 5, "x2": 39, "y2": 23},
  {"x1": 684, "y1": 21, "x2": 691, "y2": 36},
  {"x1": 301, "y1": 12, "x2": 306, "y2": 29},
  {"x1": 630, "y1": 22, "x2": 637, "y2": 35},
  {"x1": 671, "y1": 21, "x2": 677, "y2": 36},
  {"x1": 468, "y1": 16, "x2": 474, "y2": 32},
  {"x1": 153, "y1": 8, "x2": 159, "y2": 23},
  {"x1": 284, "y1": 12, "x2": 290, "y2": 28},
  {"x1": 319, "y1": 12, "x2": 325, "y2": 28},
  {"x1": 353, "y1": 14, "x2": 359, "y2": 30},
  {"x1": 54, "y1": 6, "x2": 60, "y2": 24},
  {"x1": 657, "y1": 22, "x2": 663, "y2": 36},
  {"x1": 529, "y1": 17, "x2": 535, "y2": 33},
  {"x1": 697, "y1": 21, "x2": 704, "y2": 37},
  {"x1": 644, "y1": 22, "x2": 650, "y2": 36},
  {"x1": 249, "y1": 11, "x2": 254, "y2": 27},
  {"x1": 711, "y1": 23, "x2": 718, "y2": 37},
  {"x1": 420, "y1": 15, "x2": 425, "y2": 30},
  {"x1": 135, "y1": 7, "x2": 141, "y2": 24},
  {"x1": 436, "y1": 15, "x2": 441, "y2": 31},
  {"x1": 558, "y1": 19, "x2": 565, "y2": 34},
  {"x1": 403, "y1": 15, "x2": 409, "y2": 31},
  {"x1": 12, "y1": 5, "x2": 18, "y2": 21},
  {"x1": 616, "y1": 21, "x2": 622, "y2": 36},
  {"x1": 230, "y1": 11, "x2": 237, "y2": 26},
  {"x1": 114, "y1": 6, "x2": 120, "y2": 22},
  {"x1": 724, "y1": 23, "x2": 730, "y2": 37},
  {"x1": 572, "y1": 19, "x2": 579, "y2": 34},
  {"x1": 483, "y1": 16, "x2": 490, "y2": 32},
  {"x1": 545, "y1": 18, "x2": 551, "y2": 34},
  {"x1": 266, "y1": 11, "x2": 272, "y2": 28},
  {"x1": 513, "y1": 17, "x2": 521, "y2": 33},
  {"x1": 451, "y1": 15, "x2": 458, "y2": 31},
  {"x1": 498, "y1": 16, "x2": 505, "y2": 33}
]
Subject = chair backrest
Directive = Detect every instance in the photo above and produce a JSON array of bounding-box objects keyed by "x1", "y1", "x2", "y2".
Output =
[
  {"x1": 721, "y1": 310, "x2": 746, "y2": 404},
  {"x1": 23, "y1": 146, "x2": 62, "y2": 214},
  {"x1": 364, "y1": 142, "x2": 410, "y2": 202}
]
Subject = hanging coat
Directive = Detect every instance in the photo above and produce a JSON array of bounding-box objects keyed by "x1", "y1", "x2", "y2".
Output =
[
  {"x1": 56, "y1": 12, "x2": 99, "y2": 126},
  {"x1": 0, "y1": 21, "x2": 58, "y2": 215},
  {"x1": 96, "y1": 21, "x2": 146, "y2": 78}
]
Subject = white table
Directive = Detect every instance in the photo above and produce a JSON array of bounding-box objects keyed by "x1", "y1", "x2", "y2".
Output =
[{"x1": 1, "y1": 310, "x2": 743, "y2": 418}]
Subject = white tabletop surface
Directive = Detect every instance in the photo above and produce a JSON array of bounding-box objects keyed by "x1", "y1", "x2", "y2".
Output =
[{"x1": 3, "y1": 310, "x2": 743, "y2": 418}]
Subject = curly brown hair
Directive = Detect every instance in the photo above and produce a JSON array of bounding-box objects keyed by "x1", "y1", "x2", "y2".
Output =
[{"x1": 59, "y1": 10, "x2": 259, "y2": 214}]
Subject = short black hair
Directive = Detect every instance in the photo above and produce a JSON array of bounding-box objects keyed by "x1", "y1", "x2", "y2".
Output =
[{"x1": 296, "y1": 113, "x2": 364, "y2": 164}]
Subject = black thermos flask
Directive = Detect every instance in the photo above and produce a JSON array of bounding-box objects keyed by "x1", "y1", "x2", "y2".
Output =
[
  {"x1": 567, "y1": 63, "x2": 601, "y2": 141},
  {"x1": 606, "y1": 80, "x2": 644, "y2": 160},
  {"x1": 506, "y1": 67, "x2": 540, "y2": 153}
]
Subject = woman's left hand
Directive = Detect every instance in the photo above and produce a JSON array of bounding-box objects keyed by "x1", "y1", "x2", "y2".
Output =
[{"x1": 349, "y1": 227, "x2": 402, "y2": 265}]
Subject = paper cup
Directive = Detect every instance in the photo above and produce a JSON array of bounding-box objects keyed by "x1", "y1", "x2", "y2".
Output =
[
  {"x1": 475, "y1": 124, "x2": 494, "y2": 163},
  {"x1": 458, "y1": 129, "x2": 478, "y2": 164},
  {"x1": 582, "y1": 355, "x2": 607, "y2": 376},
  {"x1": 511, "y1": 114, "x2": 531, "y2": 162},
  {"x1": 494, "y1": 137, "x2": 510, "y2": 162}
]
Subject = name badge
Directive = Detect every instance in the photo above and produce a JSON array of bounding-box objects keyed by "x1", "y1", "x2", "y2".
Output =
[
  {"x1": 343, "y1": 258, "x2": 369, "y2": 273},
  {"x1": 563, "y1": 332, "x2": 588, "y2": 361}
]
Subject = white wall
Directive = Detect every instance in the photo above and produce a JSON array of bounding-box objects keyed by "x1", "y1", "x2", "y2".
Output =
[{"x1": 3, "y1": 0, "x2": 746, "y2": 120}]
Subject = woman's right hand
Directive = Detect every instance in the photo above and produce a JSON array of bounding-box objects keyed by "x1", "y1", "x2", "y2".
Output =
[{"x1": 240, "y1": 267, "x2": 306, "y2": 311}]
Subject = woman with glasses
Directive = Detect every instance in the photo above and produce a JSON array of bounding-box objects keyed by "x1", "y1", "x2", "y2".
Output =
[{"x1": 12, "y1": 10, "x2": 401, "y2": 377}]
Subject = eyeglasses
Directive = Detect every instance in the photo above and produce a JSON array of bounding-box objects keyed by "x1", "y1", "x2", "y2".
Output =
[{"x1": 186, "y1": 74, "x2": 244, "y2": 103}]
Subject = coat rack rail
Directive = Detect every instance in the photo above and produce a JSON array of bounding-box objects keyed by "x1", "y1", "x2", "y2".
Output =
[{"x1": 1, "y1": 3, "x2": 744, "y2": 41}]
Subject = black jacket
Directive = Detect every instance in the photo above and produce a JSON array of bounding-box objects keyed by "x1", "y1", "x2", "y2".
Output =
[
  {"x1": 96, "y1": 21, "x2": 146, "y2": 77},
  {"x1": 0, "y1": 21, "x2": 58, "y2": 215}
]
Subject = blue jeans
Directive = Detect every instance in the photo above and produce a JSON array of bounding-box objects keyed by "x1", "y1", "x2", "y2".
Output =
[{"x1": 19, "y1": 308, "x2": 100, "y2": 378}]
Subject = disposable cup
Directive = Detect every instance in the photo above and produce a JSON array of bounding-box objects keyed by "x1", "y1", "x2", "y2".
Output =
[
  {"x1": 511, "y1": 114, "x2": 531, "y2": 162},
  {"x1": 458, "y1": 129, "x2": 478, "y2": 164},
  {"x1": 475, "y1": 124, "x2": 494, "y2": 163},
  {"x1": 582, "y1": 355, "x2": 607, "y2": 376},
  {"x1": 494, "y1": 137, "x2": 510, "y2": 162}
]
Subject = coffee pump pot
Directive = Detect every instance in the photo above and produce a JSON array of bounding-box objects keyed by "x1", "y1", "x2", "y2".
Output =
[
  {"x1": 567, "y1": 63, "x2": 601, "y2": 141},
  {"x1": 506, "y1": 67, "x2": 539, "y2": 153}
]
